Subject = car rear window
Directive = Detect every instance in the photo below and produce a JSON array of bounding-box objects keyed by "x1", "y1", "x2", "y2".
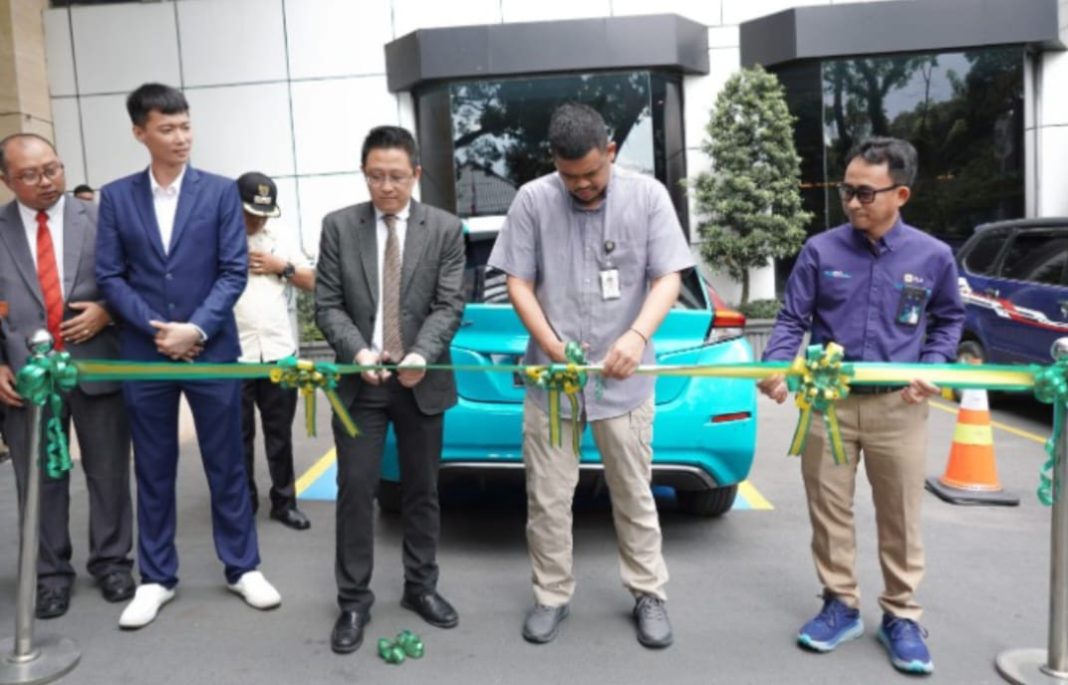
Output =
[
  {"x1": 1000, "y1": 231, "x2": 1068, "y2": 285},
  {"x1": 463, "y1": 231, "x2": 705, "y2": 309},
  {"x1": 962, "y1": 228, "x2": 1009, "y2": 275}
]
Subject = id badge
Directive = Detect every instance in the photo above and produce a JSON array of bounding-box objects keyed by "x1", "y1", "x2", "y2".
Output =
[
  {"x1": 895, "y1": 284, "x2": 928, "y2": 326},
  {"x1": 599, "y1": 269, "x2": 621, "y2": 300}
]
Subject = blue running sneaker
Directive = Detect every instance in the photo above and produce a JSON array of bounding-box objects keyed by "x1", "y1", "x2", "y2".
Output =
[
  {"x1": 877, "y1": 614, "x2": 934, "y2": 675},
  {"x1": 797, "y1": 595, "x2": 864, "y2": 652}
]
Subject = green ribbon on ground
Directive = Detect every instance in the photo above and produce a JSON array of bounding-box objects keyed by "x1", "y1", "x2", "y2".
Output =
[
  {"x1": 269, "y1": 357, "x2": 359, "y2": 438},
  {"x1": 16, "y1": 349, "x2": 79, "y2": 479},
  {"x1": 1032, "y1": 359, "x2": 1068, "y2": 505},
  {"x1": 377, "y1": 630, "x2": 424, "y2": 664},
  {"x1": 523, "y1": 342, "x2": 589, "y2": 455},
  {"x1": 785, "y1": 343, "x2": 852, "y2": 465}
]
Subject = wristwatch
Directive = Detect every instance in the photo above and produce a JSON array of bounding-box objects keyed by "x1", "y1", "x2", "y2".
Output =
[{"x1": 280, "y1": 262, "x2": 295, "y2": 281}]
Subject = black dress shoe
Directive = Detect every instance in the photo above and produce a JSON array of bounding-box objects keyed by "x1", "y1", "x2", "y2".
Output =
[
  {"x1": 331, "y1": 610, "x2": 370, "y2": 654},
  {"x1": 99, "y1": 571, "x2": 136, "y2": 603},
  {"x1": 270, "y1": 507, "x2": 311, "y2": 531},
  {"x1": 36, "y1": 585, "x2": 71, "y2": 619},
  {"x1": 401, "y1": 590, "x2": 459, "y2": 629}
]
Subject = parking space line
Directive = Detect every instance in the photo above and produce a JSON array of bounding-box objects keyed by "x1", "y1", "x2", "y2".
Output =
[
  {"x1": 294, "y1": 450, "x2": 775, "y2": 513},
  {"x1": 738, "y1": 480, "x2": 774, "y2": 510},
  {"x1": 295, "y1": 448, "x2": 336, "y2": 497},
  {"x1": 929, "y1": 399, "x2": 1047, "y2": 444}
]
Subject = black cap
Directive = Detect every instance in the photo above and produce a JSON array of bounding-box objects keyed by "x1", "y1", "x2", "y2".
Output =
[{"x1": 237, "y1": 171, "x2": 280, "y2": 218}]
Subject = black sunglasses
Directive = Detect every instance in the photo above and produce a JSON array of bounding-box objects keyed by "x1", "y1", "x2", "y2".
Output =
[{"x1": 837, "y1": 183, "x2": 901, "y2": 204}]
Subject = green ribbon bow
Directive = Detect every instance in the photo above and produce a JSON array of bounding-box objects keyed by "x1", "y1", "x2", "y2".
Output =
[
  {"x1": 524, "y1": 342, "x2": 589, "y2": 455},
  {"x1": 15, "y1": 349, "x2": 79, "y2": 479},
  {"x1": 377, "y1": 630, "x2": 424, "y2": 664},
  {"x1": 269, "y1": 357, "x2": 359, "y2": 438},
  {"x1": 1031, "y1": 359, "x2": 1068, "y2": 505},
  {"x1": 786, "y1": 343, "x2": 853, "y2": 465}
]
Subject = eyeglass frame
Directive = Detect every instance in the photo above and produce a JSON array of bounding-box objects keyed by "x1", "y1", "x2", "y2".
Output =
[
  {"x1": 364, "y1": 172, "x2": 415, "y2": 188},
  {"x1": 837, "y1": 182, "x2": 902, "y2": 205},
  {"x1": 7, "y1": 163, "x2": 65, "y2": 186}
]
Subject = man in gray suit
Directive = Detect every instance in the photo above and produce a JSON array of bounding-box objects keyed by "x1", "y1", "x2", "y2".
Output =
[
  {"x1": 316, "y1": 125, "x2": 465, "y2": 655},
  {"x1": 0, "y1": 133, "x2": 134, "y2": 618}
]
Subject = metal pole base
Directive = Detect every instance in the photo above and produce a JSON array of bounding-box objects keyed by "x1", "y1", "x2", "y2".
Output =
[
  {"x1": 998, "y1": 648, "x2": 1068, "y2": 683},
  {"x1": 0, "y1": 635, "x2": 79, "y2": 685}
]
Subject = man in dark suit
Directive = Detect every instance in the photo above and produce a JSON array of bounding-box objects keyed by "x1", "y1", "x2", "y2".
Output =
[
  {"x1": 95, "y1": 83, "x2": 280, "y2": 629},
  {"x1": 316, "y1": 125, "x2": 465, "y2": 655},
  {"x1": 0, "y1": 133, "x2": 134, "y2": 619}
]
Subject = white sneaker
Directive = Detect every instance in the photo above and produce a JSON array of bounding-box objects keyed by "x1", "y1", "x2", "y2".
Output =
[
  {"x1": 227, "y1": 571, "x2": 281, "y2": 610},
  {"x1": 119, "y1": 583, "x2": 175, "y2": 629}
]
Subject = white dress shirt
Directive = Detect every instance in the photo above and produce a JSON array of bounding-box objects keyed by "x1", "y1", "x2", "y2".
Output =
[
  {"x1": 19, "y1": 195, "x2": 67, "y2": 297},
  {"x1": 371, "y1": 203, "x2": 408, "y2": 353},
  {"x1": 150, "y1": 165, "x2": 185, "y2": 254},
  {"x1": 233, "y1": 224, "x2": 310, "y2": 363}
]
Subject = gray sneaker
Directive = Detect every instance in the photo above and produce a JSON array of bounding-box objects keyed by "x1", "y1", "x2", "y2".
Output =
[
  {"x1": 634, "y1": 595, "x2": 673, "y2": 648},
  {"x1": 522, "y1": 603, "x2": 569, "y2": 644}
]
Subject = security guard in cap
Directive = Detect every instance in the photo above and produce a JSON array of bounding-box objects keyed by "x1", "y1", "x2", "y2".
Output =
[{"x1": 234, "y1": 171, "x2": 316, "y2": 529}]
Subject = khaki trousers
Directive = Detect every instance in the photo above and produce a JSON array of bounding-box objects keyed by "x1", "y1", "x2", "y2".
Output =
[
  {"x1": 802, "y1": 391, "x2": 929, "y2": 620},
  {"x1": 523, "y1": 396, "x2": 669, "y2": 607}
]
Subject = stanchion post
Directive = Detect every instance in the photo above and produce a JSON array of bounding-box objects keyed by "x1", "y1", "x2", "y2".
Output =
[
  {"x1": 0, "y1": 331, "x2": 80, "y2": 685},
  {"x1": 996, "y1": 337, "x2": 1068, "y2": 683}
]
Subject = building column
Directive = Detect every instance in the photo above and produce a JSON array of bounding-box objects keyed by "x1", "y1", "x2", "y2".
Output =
[{"x1": 0, "y1": 0, "x2": 52, "y2": 204}]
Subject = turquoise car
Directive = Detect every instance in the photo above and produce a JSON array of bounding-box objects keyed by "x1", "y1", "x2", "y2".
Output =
[{"x1": 376, "y1": 229, "x2": 758, "y2": 517}]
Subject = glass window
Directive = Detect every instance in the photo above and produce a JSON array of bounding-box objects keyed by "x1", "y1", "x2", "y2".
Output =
[
  {"x1": 1001, "y1": 232, "x2": 1068, "y2": 285},
  {"x1": 962, "y1": 228, "x2": 1009, "y2": 276},
  {"x1": 774, "y1": 47, "x2": 1025, "y2": 242},
  {"x1": 449, "y1": 72, "x2": 656, "y2": 218}
]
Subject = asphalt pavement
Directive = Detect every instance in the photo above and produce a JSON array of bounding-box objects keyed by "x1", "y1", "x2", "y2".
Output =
[{"x1": 0, "y1": 391, "x2": 1057, "y2": 684}]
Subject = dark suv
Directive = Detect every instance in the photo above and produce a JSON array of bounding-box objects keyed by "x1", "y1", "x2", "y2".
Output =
[{"x1": 956, "y1": 218, "x2": 1068, "y2": 365}]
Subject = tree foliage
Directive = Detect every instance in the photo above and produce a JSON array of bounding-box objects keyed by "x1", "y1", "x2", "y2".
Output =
[{"x1": 693, "y1": 65, "x2": 812, "y2": 304}]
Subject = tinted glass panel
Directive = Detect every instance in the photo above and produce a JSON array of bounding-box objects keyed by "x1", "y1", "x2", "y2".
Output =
[
  {"x1": 450, "y1": 72, "x2": 655, "y2": 218},
  {"x1": 1001, "y1": 233, "x2": 1068, "y2": 285},
  {"x1": 962, "y1": 228, "x2": 1009, "y2": 275},
  {"x1": 774, "y1": 46, "x2": 1025, "y2": 285}
]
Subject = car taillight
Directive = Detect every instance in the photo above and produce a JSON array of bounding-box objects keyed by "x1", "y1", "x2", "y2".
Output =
[
  {"x1": 707, "y1": 306, "x2": 746, "y2": 343},
  {"x1": 710, "y1": 411, "x2": 751, "y2": 423}
]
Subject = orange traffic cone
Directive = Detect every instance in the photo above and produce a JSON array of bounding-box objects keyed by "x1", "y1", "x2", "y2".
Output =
[{"x1": 925, "y1": 388, "x2": 1019, "y2": 506}]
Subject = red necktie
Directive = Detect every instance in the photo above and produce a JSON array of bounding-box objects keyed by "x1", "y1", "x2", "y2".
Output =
[{"x1": 35, "y1": 210, "x2": 64, "y2": 351}]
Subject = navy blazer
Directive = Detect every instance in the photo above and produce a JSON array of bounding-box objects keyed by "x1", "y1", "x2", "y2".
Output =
[{"x1": 95, "y1": 166, "x2": 248, "y2": 363}]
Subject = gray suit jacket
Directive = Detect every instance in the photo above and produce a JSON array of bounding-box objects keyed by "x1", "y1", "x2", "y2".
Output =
[
  {"x1": 0, "y1": 196, "x2": 121, "y2": 394},
  {"x1": 315, "y1": 200, "x2": 465, "y2": 415}
]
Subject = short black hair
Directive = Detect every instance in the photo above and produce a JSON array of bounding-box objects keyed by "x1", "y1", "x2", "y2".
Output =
[
  {"x1": 548, "y1": 103, "x2": 608, "y2": 161},
  {"x1": 846, "y1": 137, "x2": 918, "y2": 187},
  {"x1": 360, "y1": 126, "x2": 419, "y2": 168},
  {"x1": 73, "y1": 184, "x2": 94, "y2": 195},
  {"x1": 0, "y1": 133, "x2": 56, "y2": 175},
  {"x1": 126, "y1": 83, "x2": 189, "y2": 127}
]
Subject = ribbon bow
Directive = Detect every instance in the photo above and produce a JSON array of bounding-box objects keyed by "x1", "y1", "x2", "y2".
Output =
[
  {"x1": 1031, "y1": 360, "x2": 1068, "y2": 505},
  {"x1": 377, "y1": 630, "x2": 424, "y2": 664},
  {"x1": 524, "y1": 342, "x2": 589, "y2": 455},
  {"x1": 269, "y1": 357, "x2": 359, "y2": 437},
  {"x1": 15, "y1": 349, "x2": 79, "y2": 479},
  {"x1": 787, "y1": 343, "x2": 853, "y2": 465}
]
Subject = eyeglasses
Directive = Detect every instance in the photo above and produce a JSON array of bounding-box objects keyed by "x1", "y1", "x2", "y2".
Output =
[
  {"x1": 837, "y1": 183, "x2": 900, "y2": 204},
  {"x1": 365, "y1": 173, "x2": 414, "y2": 188},
  {"x1": 10, "y1": 163, "x2": 64, "y2": 185}
]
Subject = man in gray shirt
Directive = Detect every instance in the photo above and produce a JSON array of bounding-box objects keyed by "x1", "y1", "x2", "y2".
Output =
[{"x1": 488, "y1": 103, "x2": 694, "y2": 649}]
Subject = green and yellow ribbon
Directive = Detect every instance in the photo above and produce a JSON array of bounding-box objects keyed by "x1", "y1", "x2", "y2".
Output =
[
  {"x1": 16, "y1": 349, "x2": 79, "y2": 479},
  {"x1": 523, "y1": 342, "x2": 589, "y2": 455},
  {"x1": 1032, "y1": 359, "x2": 1068, "y2": 505},
  {"x1": 269, "y1": 357, "x2": 359, "y2": 438},
  {"x1": 377, "y1": 630, "x2": 424, "y2": 664},
  {"x1": 786, "y1": 343, "x2": 852, "y2": 465}
]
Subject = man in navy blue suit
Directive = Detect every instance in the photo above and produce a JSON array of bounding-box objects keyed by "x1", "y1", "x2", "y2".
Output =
[{"x1": 96, "y1": 83, "x2": 281, "y2": 629}]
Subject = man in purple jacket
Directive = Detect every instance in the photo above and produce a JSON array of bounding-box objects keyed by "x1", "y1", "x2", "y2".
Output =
[{"x1": 758, "y1": 137, "x2": 963, "y2": 676}]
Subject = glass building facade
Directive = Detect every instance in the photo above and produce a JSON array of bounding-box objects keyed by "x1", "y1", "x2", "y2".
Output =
[{"x1": 773, "y1": 46, "x2": 1026, "y2": 280}]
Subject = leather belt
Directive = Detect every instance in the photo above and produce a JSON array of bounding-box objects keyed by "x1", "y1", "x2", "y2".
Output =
[{"x1": 850, "y1": 384, "x2": 905, "y2": 396}]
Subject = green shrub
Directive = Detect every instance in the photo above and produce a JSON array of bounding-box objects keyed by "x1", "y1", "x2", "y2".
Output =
[{"x1": 738, "y1": 298, "x2": 783, "y2": 320}]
